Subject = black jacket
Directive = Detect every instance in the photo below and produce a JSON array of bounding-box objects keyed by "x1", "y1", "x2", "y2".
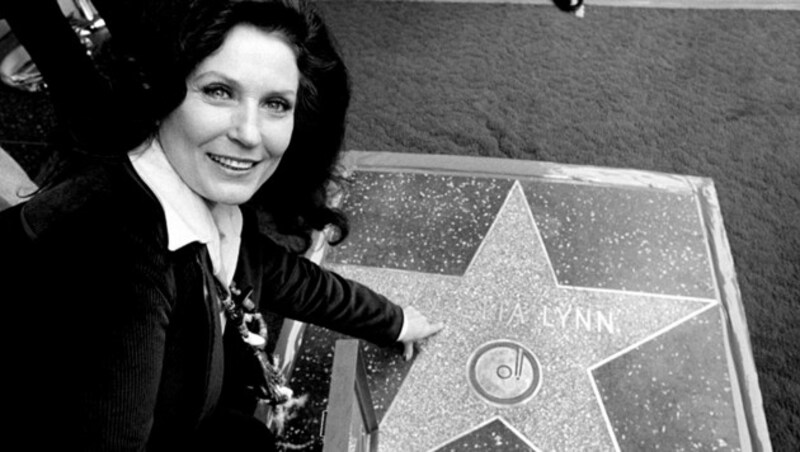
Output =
[{"x1": 0, "y1": 158, "x2": 403, "y2": 451}]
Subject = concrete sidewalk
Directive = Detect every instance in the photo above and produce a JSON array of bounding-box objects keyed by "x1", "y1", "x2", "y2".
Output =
[{"x1": 0, "y1": 146, "x2": 37, "y2": 210}]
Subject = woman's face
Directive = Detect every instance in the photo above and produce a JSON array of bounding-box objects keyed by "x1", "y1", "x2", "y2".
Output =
[{"x1": 158, "y1": 25, "x2": 299, "y2": 206}]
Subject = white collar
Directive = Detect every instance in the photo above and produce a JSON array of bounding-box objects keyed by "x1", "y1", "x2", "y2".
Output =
[{"x1": 128, "y1": 139, "x2": 242, "y2": 288}]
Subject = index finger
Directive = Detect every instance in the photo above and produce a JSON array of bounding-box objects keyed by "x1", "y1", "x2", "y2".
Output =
[{"x1": 428, "y1": 321, "x2": 445, "y2": 335}]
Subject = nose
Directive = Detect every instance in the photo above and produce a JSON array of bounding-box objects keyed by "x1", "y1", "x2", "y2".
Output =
[{"x1": 228, "y1": 102, "x2": 261, "y2": 148}]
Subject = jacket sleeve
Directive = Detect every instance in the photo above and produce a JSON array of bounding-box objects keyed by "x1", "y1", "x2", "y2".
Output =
[
  {"x1": 5, "y1": 205, "x2": 172, "y2": 452},
  {"x1": 251, "y1": 232, "x2": 404, "y2": 348},
  {"x1": 81, "y1": 268, "x2": 171, "y2": 451},
  {"x1": 71, "y1": 239, "x2": 172, "y2": 452}
]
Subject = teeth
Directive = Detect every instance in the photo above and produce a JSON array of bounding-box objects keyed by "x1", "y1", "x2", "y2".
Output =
[{"x1": 209, "y1": 154, "x2": 255, "y2": 170}]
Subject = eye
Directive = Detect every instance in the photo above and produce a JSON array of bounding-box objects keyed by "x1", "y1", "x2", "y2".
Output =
[
  {"x1": 201, "y1": 84, "x2": 233, "y2": 100},
  {"x1": 264, "y1": 98, "x2": 293, "y2": 114}
]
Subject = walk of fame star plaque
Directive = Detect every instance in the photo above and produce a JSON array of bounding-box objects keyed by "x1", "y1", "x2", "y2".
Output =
[{"x1": 283, "y1": 151, "x2": 771, "y2": 452}]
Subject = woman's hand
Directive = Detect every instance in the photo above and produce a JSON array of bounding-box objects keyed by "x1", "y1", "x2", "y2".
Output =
[{"x1": 398, "y1": 306, "x2": 445, "y2": 361}]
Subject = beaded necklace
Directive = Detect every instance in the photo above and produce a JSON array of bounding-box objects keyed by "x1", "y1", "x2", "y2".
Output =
[{"x1": 216, "y1": 281, "x2": 291, "y2": 408}]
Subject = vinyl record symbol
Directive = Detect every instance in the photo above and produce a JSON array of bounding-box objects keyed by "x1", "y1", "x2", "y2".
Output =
[{"x1": 467, "y1": 340, "x2": 542, "y2": 407}]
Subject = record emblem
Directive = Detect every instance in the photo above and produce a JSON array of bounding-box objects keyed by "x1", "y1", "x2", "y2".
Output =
[{"x1": 467, "y1": 340, "x2": 542, "y2": 407}]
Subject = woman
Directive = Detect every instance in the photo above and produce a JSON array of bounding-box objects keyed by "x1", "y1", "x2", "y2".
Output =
[{"x1": 0, "y1": 0, "x2": 442, "y2": 450}]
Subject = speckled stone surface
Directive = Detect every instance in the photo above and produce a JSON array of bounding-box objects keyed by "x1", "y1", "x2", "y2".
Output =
[
  {"x1": 432, "y1": 417, "x2": 539, "y2": 452},
  {"x1": 283, "y1": 325, "x2": 412, "y2": 450},
  {"x1": 285, "y1": 175, "x2": 735, "y2": 451},
  {"x1": 327, "y1": 171, "x2": 514, "y2": 275},
  {"x1": 288, "y1": 177, "x2": 735, "y2": 451},
  {"x1": 592, "y1": 305, "x2": 740, "y2": 451},
  {"x1": 522, "y1": 181, "x2": 715, "y2": 298},
  {"x1": 326, "y1": 184, "x2": 714, "y2": 451}
]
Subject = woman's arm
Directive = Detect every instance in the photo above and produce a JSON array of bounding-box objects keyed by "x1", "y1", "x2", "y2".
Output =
[
  {"x1": 9, "y1": 222, "x2": 173, "y2": 451},
  {"x1": 254, "y1": 233, "x2": 404, "y2": 347},
  {"x1": 61, "y1": 248, "x2": 171, "y2": 451},
  {"x1": 248, "y1": 233, "x2": 443, "y2": 356},
  {"x1": 77, "y1": 283, "x2": 169, "y2": 450}
]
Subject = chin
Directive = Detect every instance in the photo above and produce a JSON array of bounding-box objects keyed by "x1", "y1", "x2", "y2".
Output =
[
  {"x1": 204, "y1": 188, "x2": 258, "y2": 206},
  {"x1": 216, "y1": 194, "x2": 256, "y2": 206}
]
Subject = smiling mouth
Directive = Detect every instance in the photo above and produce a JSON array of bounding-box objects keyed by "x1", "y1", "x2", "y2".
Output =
[{"x1": 208, "y1": 153, "x2": 257, "y2": 171}]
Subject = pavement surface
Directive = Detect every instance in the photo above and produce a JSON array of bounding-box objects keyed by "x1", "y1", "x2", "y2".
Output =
[{"x1": 318, "y1": 0, "x2": 799, "y2": 11}]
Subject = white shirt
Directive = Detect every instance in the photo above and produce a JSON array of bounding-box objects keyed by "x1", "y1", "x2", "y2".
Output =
[{"x1": 129, "y1": 139, "x2": 242, "y2": 328}]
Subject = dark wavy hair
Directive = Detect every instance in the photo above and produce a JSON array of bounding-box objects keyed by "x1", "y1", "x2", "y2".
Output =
[
  {"x1": 155, "y1": 0, "x2": 352, "y2": 252},
  {"x1": 31, "y1": 0, "x2": 350, "y2": 252}
]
